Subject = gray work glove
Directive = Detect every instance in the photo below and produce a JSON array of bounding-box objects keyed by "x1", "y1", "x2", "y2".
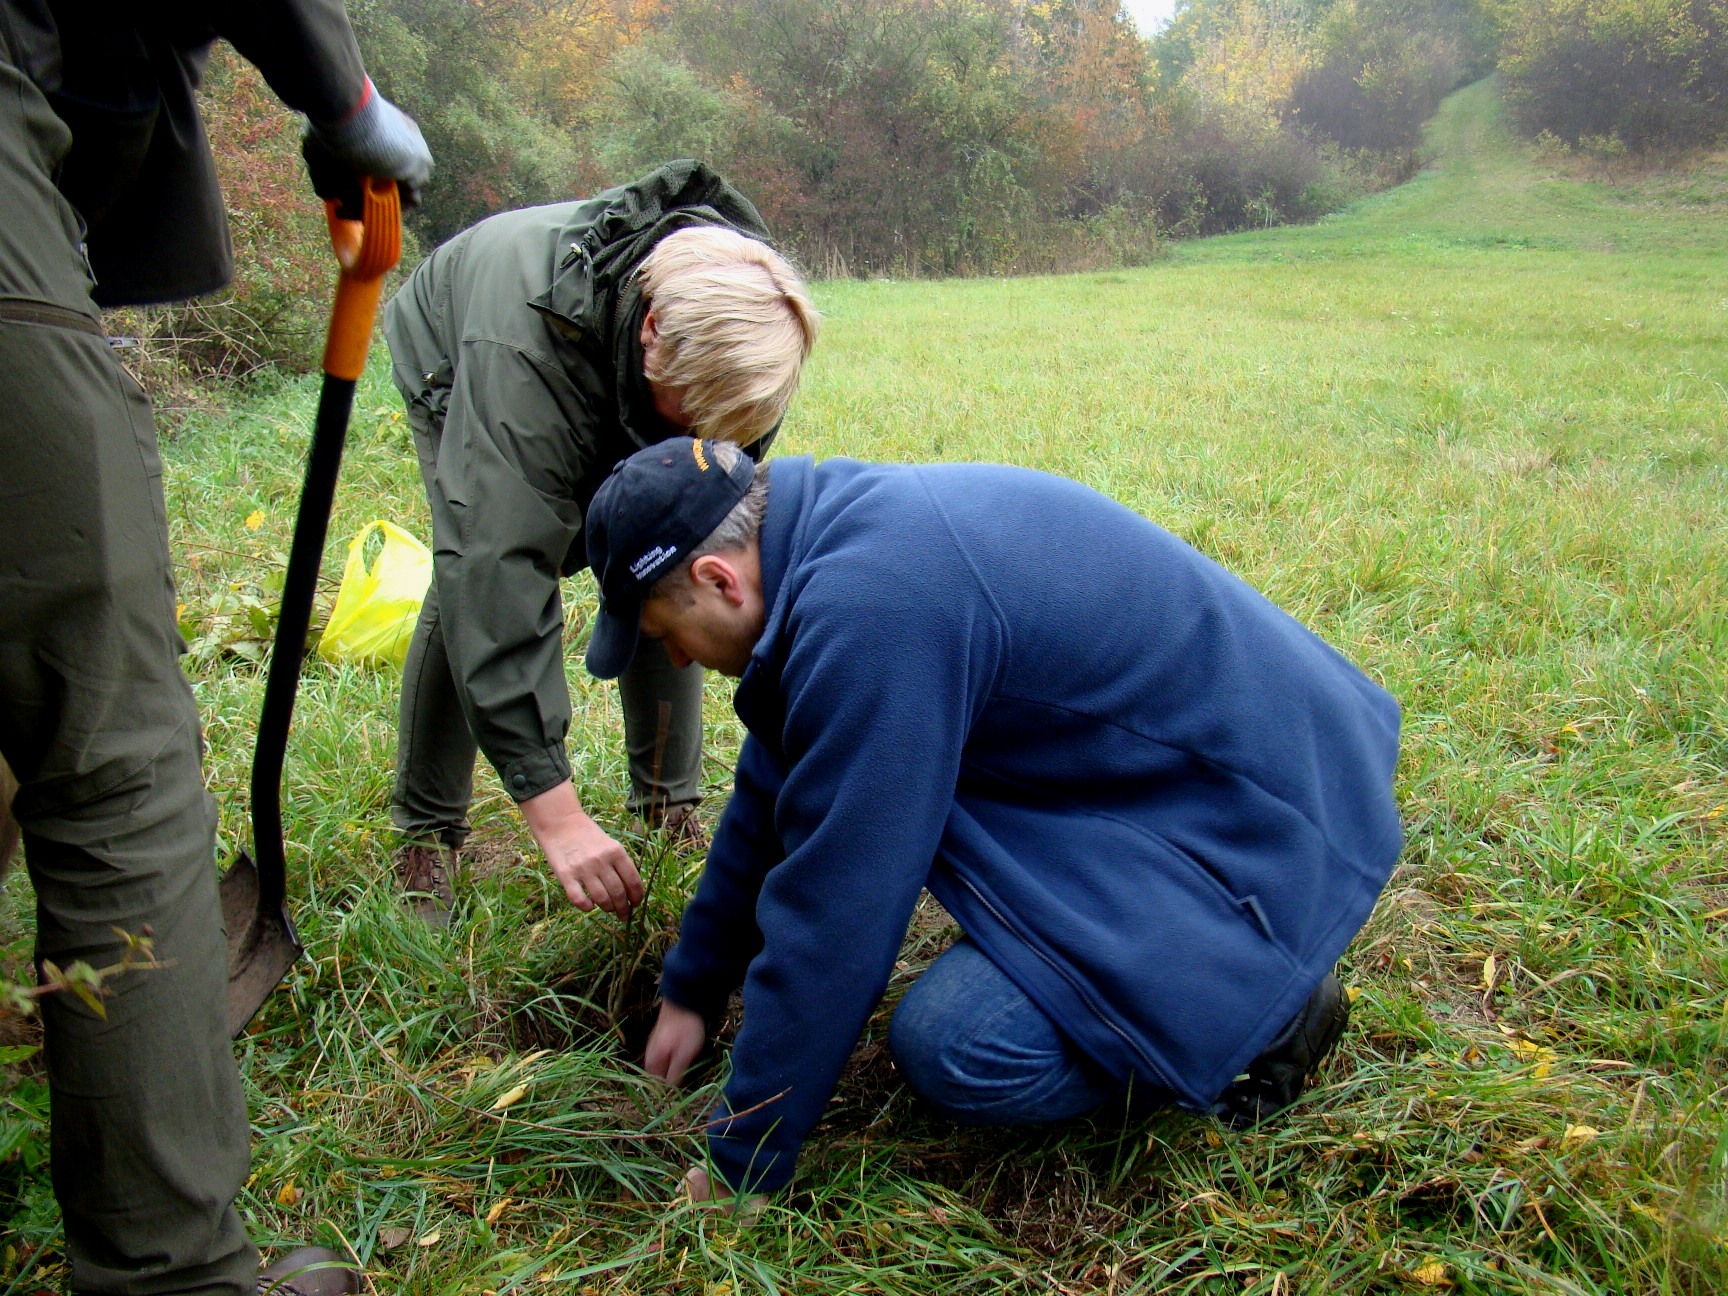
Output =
[{"x1": 303, "y1": 79, "x2": 433, "y2": 215}]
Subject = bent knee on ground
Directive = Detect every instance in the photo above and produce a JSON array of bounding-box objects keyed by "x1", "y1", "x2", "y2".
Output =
[{"x1": 888, "y1": 942, "x2": 1119, "y2": 1125}]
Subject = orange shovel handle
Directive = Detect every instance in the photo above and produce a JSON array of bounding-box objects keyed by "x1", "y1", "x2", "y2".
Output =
[{"x1": 321, "y1": 176, "x2": 403, "y2": 381}]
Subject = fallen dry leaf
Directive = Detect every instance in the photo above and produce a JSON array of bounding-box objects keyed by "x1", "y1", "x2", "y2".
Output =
[
  {"x1": 378, "y1": 1227, "x2": 411, "y2": 1250},
  {"x1": 275, "y1": 1181, "x2": 302, "y2": 1207},
  {"x1": 416, "y1": 1231, "x2": 442, "y2": 1248},
  {"x1": 1562, "y1": 1124, "x2": 1600, "y2": 1147},
  {"x1": 1411, "y1": 1258, "x2": 1452, "y2": 1286},
  {"x1": 485, "y1": 1197, "x2": 514, "y2": 1225},
  {"x1": 491, "y1": 1084, "x2": 529, "y2": 1111},
  {"x1": 1501, "y1": 1036, "x2": 1557, "y2": 1078}
]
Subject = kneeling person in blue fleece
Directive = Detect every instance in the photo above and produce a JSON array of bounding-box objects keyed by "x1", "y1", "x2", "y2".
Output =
[{"x1": 583, "y1": 437, "x2": 1404, "y2": 1201}]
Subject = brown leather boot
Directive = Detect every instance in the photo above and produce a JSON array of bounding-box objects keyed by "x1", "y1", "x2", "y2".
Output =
[
  {"x1": 257, "y1": 1245, "x2": 359, "y2": 1294},
  {"x1": 634, "y1": 801, "x2": 708, "y2": 851},
  {"x1": 394, "y1": 842, "x2": 457, "y2": 928}
]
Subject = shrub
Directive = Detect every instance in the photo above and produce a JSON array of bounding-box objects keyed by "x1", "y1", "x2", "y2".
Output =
[
  {"x1": 1499, "y1": 0, "x2": 1728, "y2": 151},
  {"x1": 1288, "y1": 0, "x2": 1487, "y2": 154},
  {"x1": 1128, "y1": 98, "x2": 1343, "y2": 236},
  {"x1": 586, "y1": 45, "x2": 812, "y2": 238}
]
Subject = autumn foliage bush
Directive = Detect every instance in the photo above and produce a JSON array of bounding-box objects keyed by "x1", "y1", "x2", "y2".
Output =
[{"x1": 1287, "y1": 0, "x2": 1488, "y2": 155}]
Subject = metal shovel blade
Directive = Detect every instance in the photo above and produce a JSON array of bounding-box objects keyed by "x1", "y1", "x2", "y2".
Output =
[{"x1": 222, "y1": 850, "x2": 304, "y2": 1037}]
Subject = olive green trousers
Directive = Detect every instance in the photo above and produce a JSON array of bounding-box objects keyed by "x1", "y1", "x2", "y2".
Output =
[
  {"x1": 0, "y1": 43, "x2": 255, "y2": 1296},
  {"x1": 390, "y1": 409, "x2": 705, "y2": 849}
]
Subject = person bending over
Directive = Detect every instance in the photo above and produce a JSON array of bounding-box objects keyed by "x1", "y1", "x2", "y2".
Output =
[
  {"x1": 382, "y1": 162, "x2": 818, "y2": 927},
  {"x1": 583, "y1": 437, "x2": 1403, "y2": 1201}
]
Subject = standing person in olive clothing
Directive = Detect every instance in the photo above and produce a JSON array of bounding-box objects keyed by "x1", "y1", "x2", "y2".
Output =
[
  {"x1": 382, "y1": 161, "x2": 818, "y2": 927},
  {"x1": 0, "y1": 2, "x2": 430, "y2": 1293}
]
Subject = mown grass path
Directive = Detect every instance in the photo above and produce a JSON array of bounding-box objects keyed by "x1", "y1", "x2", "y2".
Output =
[{"x1": 4, "y1": 80, "x2": 1725, "y2": 1294}]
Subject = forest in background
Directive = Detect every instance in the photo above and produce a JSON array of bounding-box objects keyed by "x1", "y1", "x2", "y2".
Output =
[
  {"x1": 346, "y1": 0, "x2": 1492, "y2": 270},
  {"x1": 134, "y1": 0, "x2": 1726, "y2": 384}
]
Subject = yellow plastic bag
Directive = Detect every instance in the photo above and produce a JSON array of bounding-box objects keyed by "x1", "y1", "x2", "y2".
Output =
[{"x1": 317, "y1": 520, "x2": 432, "y2": 669}]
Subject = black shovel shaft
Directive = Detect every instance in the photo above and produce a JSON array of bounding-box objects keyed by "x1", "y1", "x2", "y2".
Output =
[{"x1": 248, "y1": 374, "x2": 357, "y2": 905}]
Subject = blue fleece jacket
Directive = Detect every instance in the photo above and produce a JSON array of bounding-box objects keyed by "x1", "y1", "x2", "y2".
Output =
[{"x1": 659, "y1": 457, "x2": 1402, "y2": 1194}]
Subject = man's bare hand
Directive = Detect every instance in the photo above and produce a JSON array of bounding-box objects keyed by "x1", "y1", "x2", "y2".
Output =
[
  {"x1": 644, "y1": 1000, "x2": 706, "y2": 1085},
  {"x1": 519, "y1": 783, "x2": 643, "y2": 916}
]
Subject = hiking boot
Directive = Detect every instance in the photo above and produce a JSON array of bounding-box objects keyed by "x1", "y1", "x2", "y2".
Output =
[
  {"x1": 633, "y1": 801, "x2": 708, "y2": 851},
  {"x1": 1214, "y1": 972, "x2": 1349, "y2": 1128},
  {"x1": 395, "y1": 842, "x2": 457, "y2": 928},
  {"x1": 257, "y1": 1245, "x2": 359, "y2": 1295}
]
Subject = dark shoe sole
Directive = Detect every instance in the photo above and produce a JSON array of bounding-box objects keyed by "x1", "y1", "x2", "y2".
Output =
[
  {"x1": 1215, "y1": 972, "x2": 1349, "y2": 1128},
  {"x1": 405, "y1": 893, "x2": 452, "y2": 929}
]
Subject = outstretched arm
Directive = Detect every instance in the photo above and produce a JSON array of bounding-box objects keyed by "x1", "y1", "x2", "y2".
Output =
[
  {"x1": 422, "y1": 344, "x2": 631, "y2": 909},
  {"x1": 657, "y1": 734, "x2": 786, "y2": 1020},
  {"x1": 697, "y1": 553, "x2": 1003, "y2": 1195},
  {"x1": 210, "y1": 1, "x2": 431, "y2": 198}
]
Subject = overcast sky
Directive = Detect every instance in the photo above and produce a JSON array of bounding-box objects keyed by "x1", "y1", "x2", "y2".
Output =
[{"x1": 1120, "y1": 0, "x2": 1180, "y2": 33}]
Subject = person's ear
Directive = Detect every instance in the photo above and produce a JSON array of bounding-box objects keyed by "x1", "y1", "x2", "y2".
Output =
[
  {"x1": 640, "y1": 308, "x2": 660, "y2": 351},
  {"x1": 689, "y1": 554, "x2": 744, "y2": 607}
]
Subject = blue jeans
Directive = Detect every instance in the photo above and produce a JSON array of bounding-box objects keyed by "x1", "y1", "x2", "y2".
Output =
[{"x1": 889, "y1": 938, "x2": 1127, "y2": 1125}]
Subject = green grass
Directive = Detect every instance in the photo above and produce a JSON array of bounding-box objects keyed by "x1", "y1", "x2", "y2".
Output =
[{"x1": 5, "y1": 78, "x2": 1727, "y2": 1293}]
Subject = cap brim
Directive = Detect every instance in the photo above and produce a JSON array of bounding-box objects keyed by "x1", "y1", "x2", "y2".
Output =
[{"x1": 584, "y1": 601, "x2": 642, "y2": 680}]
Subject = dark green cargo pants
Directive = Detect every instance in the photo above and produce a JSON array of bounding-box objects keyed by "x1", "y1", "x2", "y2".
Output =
[
  {"x1": 391, "y1": 403, "x2": 704, "y2": 848},
  {"x1": 0, "y1": 45, "x2": 256, "y2": 1296}
]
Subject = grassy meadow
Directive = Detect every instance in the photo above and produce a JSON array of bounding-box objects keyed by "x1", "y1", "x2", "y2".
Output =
[{"x1": 4, "y1": 78, "x2": 1727, "y2": 1293}]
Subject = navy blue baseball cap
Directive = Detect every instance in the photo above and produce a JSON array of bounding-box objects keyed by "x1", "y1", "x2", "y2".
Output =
[{"x1": 584, "y1": 437, "x2": 756, "y2": 679}]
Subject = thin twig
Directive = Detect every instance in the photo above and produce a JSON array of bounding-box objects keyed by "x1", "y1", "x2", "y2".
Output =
[{"x1": 611, "y1": 700, "x2": 675, "y2": 1023}]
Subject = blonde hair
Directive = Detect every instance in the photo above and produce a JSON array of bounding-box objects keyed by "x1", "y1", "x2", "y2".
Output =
[{"x1": 636, "y1": 226, "x2": 819, "y2": 446}]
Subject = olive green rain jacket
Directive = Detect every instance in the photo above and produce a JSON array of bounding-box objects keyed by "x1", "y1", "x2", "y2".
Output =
[
  {"x1": 383, "y1": 161, "x2": 778, "y2": 804},
  {"x1": 3, "y1": 0, "x2": 365, "y2": 305}
]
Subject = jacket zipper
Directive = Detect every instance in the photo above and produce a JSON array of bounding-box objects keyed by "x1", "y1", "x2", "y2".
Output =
[
  {"x1": 0, "y1": 299, "x2": 104, "y2": 335},
  {"x1": 952, "y1": 873, "x2": 1182, "y2": 1097}
]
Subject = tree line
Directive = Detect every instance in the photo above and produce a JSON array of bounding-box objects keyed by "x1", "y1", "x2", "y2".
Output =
[
  {"x1": 351, "y1": 0, "x2": 1492, "y2": 273},
  {"x1": 127, "y1": 0, "x2": 1721, "y2": 385}
]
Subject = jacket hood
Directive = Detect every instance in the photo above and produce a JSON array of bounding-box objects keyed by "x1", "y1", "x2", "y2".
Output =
[
  {"x1": 527, "y1": 159, "x2": 772, "y2": 341},
  {"x1": 527, "y1": 160, "x2": 774, "y2": 449}
]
